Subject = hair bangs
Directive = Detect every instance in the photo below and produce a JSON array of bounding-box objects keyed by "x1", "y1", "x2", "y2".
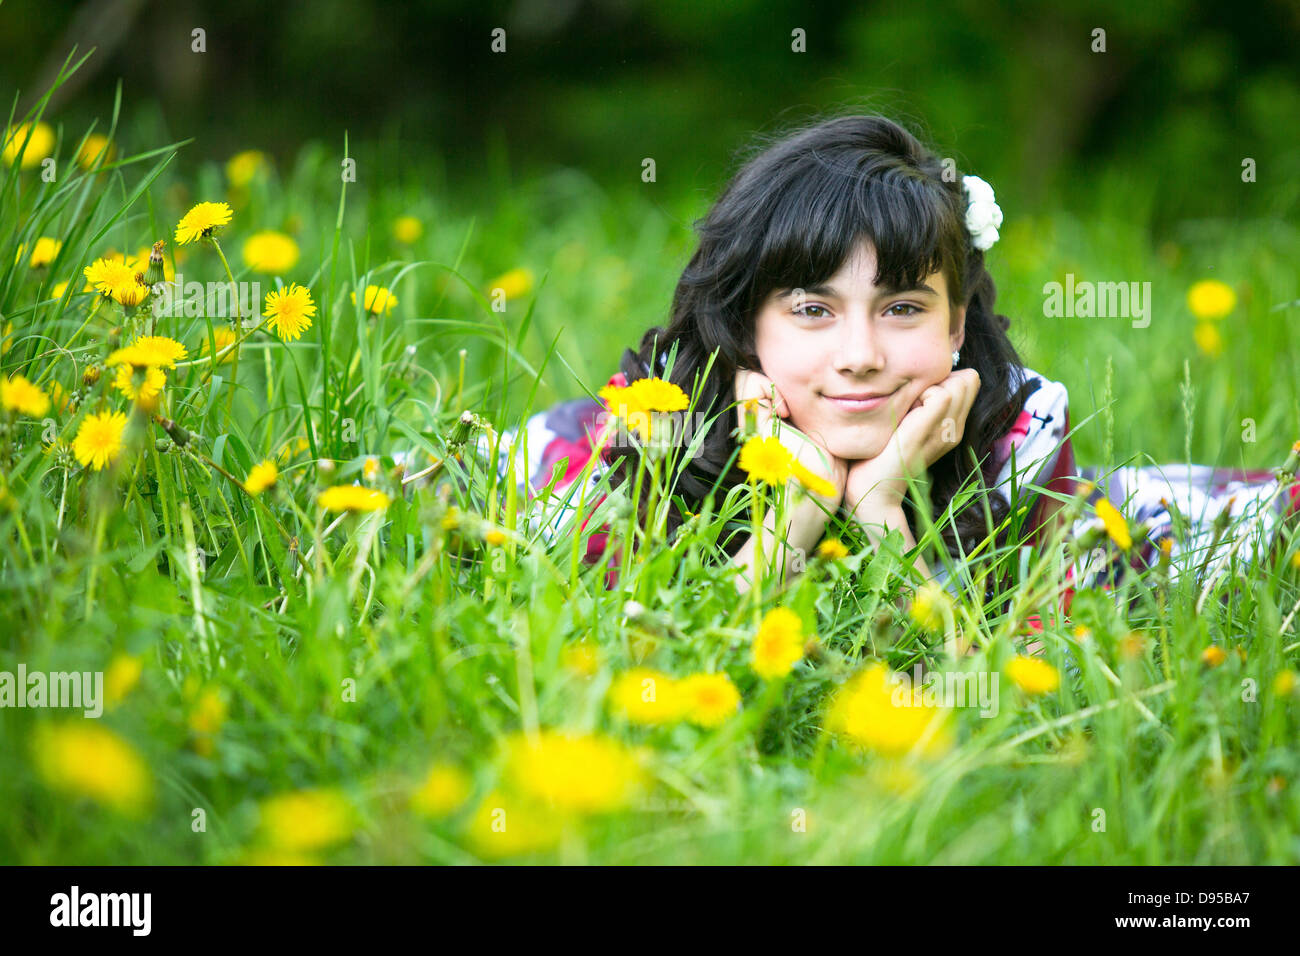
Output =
[{"x1": 749, "y1": 158, "x2": 961, "y2": 313}]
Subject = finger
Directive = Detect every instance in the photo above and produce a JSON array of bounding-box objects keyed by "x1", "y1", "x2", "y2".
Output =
[{"x1": 735, "y1": 370, "x2": 777, "y2": 435}]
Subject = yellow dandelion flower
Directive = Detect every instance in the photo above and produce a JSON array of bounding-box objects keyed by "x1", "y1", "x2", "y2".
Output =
[
  {"x1": 607, "y1": 667, "x2": 686, "y2": 725},
  {"x1": 790, "y1": 459, "x2": 838, "y2": 499},
  {"x1": 1193, "y1": 321, "x2": 1223, "y2": 358},
  {"x1": 362, "y1": 455, "x2": 380, "y2": 482},
  {"x1": 106, "y1": 335, "x2": 188, "y2": 369},
  {"x1": 72, "y1": 410, "x2": 128, "y2": 470},
  {"x1": 108, "y1": 335, "x2": 189, "y2": 369},
  {"x1": 2, "y1": 121, "x2": 55, "y2": 168},
  {"x1": 561, "y1": 641, "x2": 599, "y2": 678},
  {"x1": 174, "y1": 201, "x2": 234, "y2": 245},
  {"x1": 751, "y1": 606, "x2": 806, "y2": 680},
  {"x1": 410, "y1": 763, "x2": 472, "y2": 818},
  {"x1": 1273, "y1": 670, "x2": 1297, "y2": 697},
  {"x1": 18, "y1": 236, "x2": 62, "y2": 268},
  {"x1": 680, "y1": 672, "x2": 741, "y2": 728},
  {"x1": 392, "y1": 215, "x2": 423, "y2": 244},
  {"x1": 112, "y1": 363, "x2": 166, "y2": 405},
  {"x1": 628, "y1": 376, "x2": 689, "y2": 413},
  {"x1": 1006, "y1": 655, "x2": 1060, "y2": 695},
  {"x1": 484, "y1": 528, "x2": 507, "y2": 546},
  {"x1": 738, "y1": 434, "x2": 794, "y2": 485},
  {"x1": 504, "y1": 730, "x2": 644, "y2": 813},
  {"x1": 244, "y1": 460, "x2": 279, "y2": 495},
  {"x1": 103, "y1": 654, "x2": 143, "y2": 708},
  {"x1": 1201, "y1": 645, "x2": 1227, "y2": 669},
  {"x1": 1186, "y1": 279, "x2": 1236, "y2": 321},
  {"x1": 468, "y1": 789, "x2": 563, "y2": 858},
  {"x1": 1094, "y1": 498, "x2": 1132, "y2": 550},
  {"x1": 816, "y1": 538, "x2": 849, "y2": 560},
  {"x1": 76, "y1": 133, "x2": 115, "y2": 169},
  {"x1": 242, "y1": 230, "x2": 300, "y2": 274},
  {"x1": 351, "y1": 284, "x2": 398, "y2": 314},
  {"x1": 83, "y1": 256, "x2": 136, "y2": 295},
  {"x1": 486, "y1": 267, "x2": 534, "y2": 301},
  {"x1": 1118, "y1": 631, "x2": 1146, "y2": 660},
  {"x1": 1, "y1": 374, "x2": 50, "y2": 417},
  {"x1": 258, "y1": 788, "x2": 355, "y2": 851},
  {"x1": 51, "y1": 280, "x2": 69, "y2": 300},
  {"x1": 188, "y1": 687, "x2": 228, "y2": 756},
  {"x1": 277, "y1": 435, "x2": 311, "y2": 462},
  {"x1": 225, "y1": 149, "x2": 267, "y2": 187},
  {"x1": 33, "y1": 722, "x2": 153, "y2": 815},
  {"x1": 201, "y1": 326, "x2": 239, "y2": 363},
  {"x1": 263, "y1": 283, "x2": 317, "y2": 342},
  {"x1": 909, "y1": 581, "x2": 952, "y2": 633},
  {"x1": 109, "y1": 275, "x2": 150, "y2": 308},
  {"x1": 317, "y1": 484, "x2": 391, "y2": 512},
  {"x1": 826, "y1": 663, "x2": 953, "y2": 758},
  {"x1": 1, "y1": 320, "x2": 12, "y2": 357},
  {"x1": 598, "y1": 383, "x2": 652, "y2": 439}
]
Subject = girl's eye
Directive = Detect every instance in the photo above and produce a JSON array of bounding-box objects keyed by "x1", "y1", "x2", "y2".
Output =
[
  {"x1": 794, "y1": 304, "x2": 830, "y2": 319},
  {"x1": 885, "y1": 302, "x2": 922, "y2": 317}
]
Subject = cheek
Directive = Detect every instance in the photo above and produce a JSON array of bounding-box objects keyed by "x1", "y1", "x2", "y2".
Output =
[{"x1": 898, "y1": 336, "x2": 953, "y2": 399}]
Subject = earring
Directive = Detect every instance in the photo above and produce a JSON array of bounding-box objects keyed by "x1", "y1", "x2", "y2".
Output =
[{"x1": 951, "y1": 349, "x2": 961, "y2": 368}]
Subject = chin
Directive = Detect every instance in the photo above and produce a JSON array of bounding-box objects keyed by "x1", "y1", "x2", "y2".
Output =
[{"x1": 823, "y1": 432, "x2": 887, "y2": 462}]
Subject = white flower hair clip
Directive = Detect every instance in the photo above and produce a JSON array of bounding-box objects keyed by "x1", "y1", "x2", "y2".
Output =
[{"x1": 962, "y1": 174, "x2": 1003, "y2": 251}]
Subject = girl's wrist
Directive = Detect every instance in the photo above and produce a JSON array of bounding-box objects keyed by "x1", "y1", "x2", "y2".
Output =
[
  {"x1": 851, "y1": 491, "x2": 904, "y2": 525},
  {"x1": 787, "y1": 493, "x2": 836, "y2": 550}
]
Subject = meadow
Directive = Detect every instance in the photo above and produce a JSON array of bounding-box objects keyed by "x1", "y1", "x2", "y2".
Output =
[{"x1": 2, "y1": 58, "x2": 1300, "y2": 865}]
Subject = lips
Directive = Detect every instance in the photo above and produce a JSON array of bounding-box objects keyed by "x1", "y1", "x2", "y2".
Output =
[{"x1": 823, "y1": 387, "x2": 898, "y2": 413}]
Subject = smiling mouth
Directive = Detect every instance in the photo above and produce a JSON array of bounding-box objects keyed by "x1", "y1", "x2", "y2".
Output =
[{"x1": 822, "y1": 388, "x2": 898, "y2": 413}]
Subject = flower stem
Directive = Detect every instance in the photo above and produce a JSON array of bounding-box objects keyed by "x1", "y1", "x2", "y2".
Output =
[
  {"x1": 751, "y1": 480, "x2": 766, "y2": 627},
  {"x1": 209, "y1": 238, "x2": 243, "y2": 420}
]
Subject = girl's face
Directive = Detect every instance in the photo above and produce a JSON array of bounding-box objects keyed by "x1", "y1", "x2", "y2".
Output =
[{"x1": 753, "y1": 238, "x2": 966, "y2": 461}]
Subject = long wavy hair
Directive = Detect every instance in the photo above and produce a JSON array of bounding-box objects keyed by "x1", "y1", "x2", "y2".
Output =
[{"x1": 604, "y1": 112, "x2": 1038, "y2": 572}]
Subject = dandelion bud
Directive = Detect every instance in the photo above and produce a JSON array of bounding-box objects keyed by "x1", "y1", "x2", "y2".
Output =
[
  {"x1": 1280, "y1": 439, "x2": 1300, "y2": 481},
  {"x1": 1212, "y1": 496, "x2": 1238, "y2": 537},
  {"x1": 447, "y1": 409, "x2": 481, "y2": 453},
  {"x1": 83, "y1": 365, "x2": 102, "y2": 387},
  {"x1": 154, "y1": 415, "x2": 194, "y2": 447},
  {"x1": 145, "y1": 241, "x2": 167, "y2": 286}
]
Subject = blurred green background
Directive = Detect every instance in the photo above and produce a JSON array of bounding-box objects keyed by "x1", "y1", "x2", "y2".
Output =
[{"x1": 7, "y1": 0, "x2": 1298, "y2": 216}]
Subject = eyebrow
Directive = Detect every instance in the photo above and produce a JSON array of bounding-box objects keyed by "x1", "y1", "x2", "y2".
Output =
[{"x1": 776, "y1": 281, "x2": 939, "y2": 300}]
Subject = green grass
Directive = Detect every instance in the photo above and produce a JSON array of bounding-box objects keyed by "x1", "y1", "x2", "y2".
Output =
[{"x1": 2, "y1": 63, "x2": 1300, "y2": 864}]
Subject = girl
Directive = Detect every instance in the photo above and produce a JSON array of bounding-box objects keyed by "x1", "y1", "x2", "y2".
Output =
[{"x1": 483, "y1": 113, "x2": 1300, "y2": 609}]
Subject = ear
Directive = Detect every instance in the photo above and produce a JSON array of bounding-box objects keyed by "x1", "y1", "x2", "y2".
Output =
[{"x1": 950, "y1": 303, "x2": 967, "y2": 353}]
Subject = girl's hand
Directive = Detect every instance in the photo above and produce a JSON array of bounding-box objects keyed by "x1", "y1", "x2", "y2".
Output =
[
  {"x1": 844, "y1": 368, "x2": 981, "y2": 516},
  {"x1": 734, "y1": 368, "x2": 847, "y2": 511}
]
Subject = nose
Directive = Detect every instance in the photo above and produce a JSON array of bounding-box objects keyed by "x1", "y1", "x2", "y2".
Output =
[{"x1": 836, "y1": 310, "x2": 883, "y2": 376}]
